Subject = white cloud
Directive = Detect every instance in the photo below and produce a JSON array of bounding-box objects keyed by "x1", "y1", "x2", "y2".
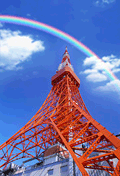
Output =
[
  {"x1": 81, "y1": 56, "x2": 110, "y2": 83},
  {"x1": 102, "y1": 54, "x2": 115, "y2": 61},
  {"x1": 81, "y1": 69, "x2": 98, "y2": 74},
  {"x1": 83, "y1": 56, "x2": 98, "y2": 66},
  {"x1": 96, "y1": 80, "x2": 120, "y2": 92},
  {"x1": 0, "y1": 23, "x2": 3, "y2": 28},
  {"x1": 94, "y1": 0, "x2": 115, "y2": 7},
  {"x1": 0, "y1": 29, "x2": 45, "y2": 70},
  {"x1": 83, "y1": 55, "x2": 120, "y2": 72},
  {"x1": 86, "y1": 72, "x2": 107, "y2": 82},
  {"x1": 112, "y1": 68, "x2": 120, "y2": 73},
  {"x1": 81, "y1": 54, "x2": 120, "y2": 93},
  {"x1": 82, "y1": 55, "x2": 120, "y2": 77}
]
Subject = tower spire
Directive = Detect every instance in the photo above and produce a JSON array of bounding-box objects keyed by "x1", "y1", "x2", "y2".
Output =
[
  {"x1": 62, "y1": 46, "x2": 70, "y2": 62},
  {"x1": 52, "y1": 47, "x2": 79, "y2": 87},
  {"x1": 58, "y1": 47, "x2": 74, "y2": 71}
]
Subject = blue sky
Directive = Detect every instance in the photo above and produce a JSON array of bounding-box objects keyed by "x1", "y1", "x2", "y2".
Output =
[{"x1": 0, "y1": 0, "x2": 120, "y2": 145}]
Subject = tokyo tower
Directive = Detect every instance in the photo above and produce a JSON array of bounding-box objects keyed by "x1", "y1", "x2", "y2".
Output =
[{"x1": 0, "y1": 47, "x2": 120, "y2": 176}]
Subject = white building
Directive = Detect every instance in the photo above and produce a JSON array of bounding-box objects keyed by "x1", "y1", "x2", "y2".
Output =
[{"x1": 1, "y1": 140, "x2": 119, "y2": 176}]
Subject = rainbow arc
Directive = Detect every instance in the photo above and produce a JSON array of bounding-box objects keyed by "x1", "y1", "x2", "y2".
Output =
[{"x1": 0, "y1": 15, "x2": 119, "y2": 91}]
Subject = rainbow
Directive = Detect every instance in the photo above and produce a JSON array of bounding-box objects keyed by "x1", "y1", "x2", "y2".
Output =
[{"x1": 0, "y1": 15, "x2": 119, "y2": 90}]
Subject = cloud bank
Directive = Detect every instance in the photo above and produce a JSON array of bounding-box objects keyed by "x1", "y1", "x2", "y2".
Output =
[
  {"x1": 0, "y1": 29, "x2": 45, "y2": 71},
  {"x1": 81, "y1": 55, "x2": 120, "y2": 93},
  {"x1": 96, "y1": 80, "x2": 120, "y2": 92}
]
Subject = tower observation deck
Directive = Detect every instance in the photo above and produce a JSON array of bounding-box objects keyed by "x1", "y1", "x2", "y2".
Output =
[{"x1": 52, "y1": 47, "x2": 80, "y2": 87}]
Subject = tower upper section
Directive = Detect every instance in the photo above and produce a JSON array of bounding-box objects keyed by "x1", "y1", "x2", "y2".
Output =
[
  {"x1": 58, "y1": 47, "x2": 74, "y2": 71},
  {"x1": 51, "y1": 47, "x2": 80, "y2": 87}
]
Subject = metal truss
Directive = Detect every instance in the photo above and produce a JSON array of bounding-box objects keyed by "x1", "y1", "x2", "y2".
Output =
[{"x1": 0, "y1": 56, "x2": 120, "y2": 176}]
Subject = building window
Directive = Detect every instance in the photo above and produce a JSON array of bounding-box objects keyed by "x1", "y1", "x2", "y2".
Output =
[
  {"x1": 60, "y1": 165, "x2": 68, "y2": 172},
  {"x1": 48, "y1": 169, "x2": 53, "y2": 175}
]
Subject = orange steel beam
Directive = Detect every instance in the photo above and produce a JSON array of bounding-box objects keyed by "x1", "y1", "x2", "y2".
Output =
[{"x1": 73, "y1": 147, "x2": 113, "y2": 153}]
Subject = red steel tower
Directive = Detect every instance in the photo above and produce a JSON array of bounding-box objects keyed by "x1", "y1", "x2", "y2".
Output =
[{"x1": 0, "y1": 47, "x2": 120, "y2": 175}]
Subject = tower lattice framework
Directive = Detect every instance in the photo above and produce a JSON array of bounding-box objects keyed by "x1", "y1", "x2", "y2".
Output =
[{"x1": 0, "y1": 48, "x2": 120, "y2": 176}]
